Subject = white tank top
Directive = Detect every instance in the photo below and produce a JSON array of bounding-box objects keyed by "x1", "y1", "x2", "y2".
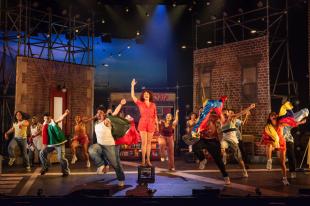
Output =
[
  {"x1": 31, "y1": 124, "x2": 43, "y2": 150},
  {"x1": 95, "y1": 120, "x2": 115, "y2": 146}
]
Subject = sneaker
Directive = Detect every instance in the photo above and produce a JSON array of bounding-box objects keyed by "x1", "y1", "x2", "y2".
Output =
[
  {"x1": 71, "y1": 155, "x2": 77, "y2": 164},
  {"x1": 40, "y1": 169, "x2": 47, "y2": 175},
  {"x1": 290, "y1": 172, "x2": 297, "y2": 179},
  {"x1": 160, "y1": 157, "x2": 165, "y2": 162},
  {"x1": 26, "y1": 166, "x2": 31, "y2": 172},
  {"x1": 282, "y1": 177, "x2": 290, "y2": 185},
  {"x1": 266, "y1": 159, "x2": 272, "y2": 170},
  {"x1": 104, "y1": 165, "x2": 109, "y2": 174},
  {"x1": 96, "y1": 165, "x2": 105, "y2": 175},
  {"x1": 8, "y1": 158, "x2": 15, "y2": 166},
  {"x1": 118, "y1": 181, "x2": 125, "y2": 187},
  {"x1": 242, "y1": 170, "x2": 248, "y2": 178},
  {"x1": 224, "y1": 177, "x2": 231, "y2": 185},
  {"x1": 199, "y1": 159, "x2": 207, "y2": 170},
  {"x1": 86, "y1": 161, "x2": 91, "y2": 168}
]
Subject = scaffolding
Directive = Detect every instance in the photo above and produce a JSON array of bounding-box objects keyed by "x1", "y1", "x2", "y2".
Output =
[
  {"x1": 0, "y1": 0, "x2": 94, "y2": 135},
  {"x1": 195, "y1": 0, "x2": 298, "y2": 104}
]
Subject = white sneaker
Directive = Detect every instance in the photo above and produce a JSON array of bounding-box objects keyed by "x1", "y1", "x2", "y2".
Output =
[
  {"x1": 290, "y1": 172, "x2": 296, "y2": 179},
  {"x1": 266, "y1": 159, "x2": 272, "y2": 170},
  {"x1": 170, "y1": 168, "x2": 176, "y2": 172},
  {"x1": 199, "y1": 159, "x2": 207, "y2": 170},
  {"x1": 71, "y1": 155, "x2": 78, "y2": 164},
  {"x1": 86, "y1": 161, "x2": 91, "y2": 168},
  {"x1": 26, "y1": 166, "x2": 31, "y2": 172},
  {"x1": 96, "y1": 165, "x2": 105, "y2": 174},
  {"x1": 160, "y1": 157, "x2": 165, "y2": 162},
  {"x1": 224, "y1": 177, "x2": 231, "y2": 185},
  {"x1": 242, "y1": 170, "x2": 248, "y2": 178},
  {"x1": 8, "y1": 158, "x2": 15, "y2": 166},
  {"x1": 118, "y1": 181, "x2": 125, "y2": 187},
  {"x1": 282, "y1": 177, "x2": 290, "y2": 185}
]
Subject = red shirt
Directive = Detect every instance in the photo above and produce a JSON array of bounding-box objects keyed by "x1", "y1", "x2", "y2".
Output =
[{"x1": 42, "y1": 123, "x2": 49, "y2": 145}]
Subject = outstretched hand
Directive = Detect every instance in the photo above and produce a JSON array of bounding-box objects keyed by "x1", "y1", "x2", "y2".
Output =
[
  {"x1": 131, "y1": 79, "x2": 137, "y2": 87},
  {"x1": 120, "y1": 99, "x2": 126, "y2": 105},
  {"x1": 249, "y1": 103, "x2": 256, "y2": 109},
  {"x1": 65, "y1": 109, "x2": 70, "y2": 115}
]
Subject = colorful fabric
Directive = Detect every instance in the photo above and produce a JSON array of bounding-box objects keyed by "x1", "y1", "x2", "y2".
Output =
[
  {"x1": 115, "y1": 120, "x2": 141, "y2": 145},
  {"x1": 261, "y1": 124, "x2": 286, "y2": 151},
  {"x1": 47, "y1": 121, "x2": 67, "y2": 147},
  {"x1": 107, "y1": 115, "x2": 131, "y2": 139},
  {"x1": 192, "y1": 96, "x2": 227, "y2": 138},
  {"x1": 278, "y1": 101, "x2": 297, "y2": 127},
  {"x1": 13, "y1": 121, "x2": 28, "y2": 139},
  {"x1": 72, "y1": 135, "x2": 89, "y2": 145}
]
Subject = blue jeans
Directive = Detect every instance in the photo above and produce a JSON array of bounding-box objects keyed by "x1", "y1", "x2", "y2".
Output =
[
  {"x1": 39, "y1": 144, "x2": 69, "y2": 174},
  {"x1": 89, "y1": 144, "x2": 125, "y2": 181},
  {"x1": 8, "y1": 137, "x2": 30, "y2": 168}
]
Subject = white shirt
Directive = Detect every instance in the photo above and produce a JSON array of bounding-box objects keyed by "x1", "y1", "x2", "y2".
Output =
[
  {"x1": 31, "y1": 123, "x2": 43, "y2": 150},
  {"x1": 95, "y1": 120, "x2": 115, "y2": 146}
]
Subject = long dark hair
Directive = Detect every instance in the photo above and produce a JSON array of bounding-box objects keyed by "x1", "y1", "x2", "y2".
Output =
[
  {"x1": 267, "y1": 112, "x2": 277, "y2": 125},
  {"x1": 13, "y1": 111, "x2": 29, "y2": 123},
  {"x1": 140, "y1": 89, "x2": 154, "y2": 102}
]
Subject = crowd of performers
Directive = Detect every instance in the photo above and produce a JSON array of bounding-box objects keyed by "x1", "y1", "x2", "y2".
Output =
[{"x1": 3, "y1": 78, "x2": 309, "y2": 187}]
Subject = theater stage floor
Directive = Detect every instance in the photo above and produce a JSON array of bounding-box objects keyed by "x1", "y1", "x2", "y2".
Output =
[{"x1": 1, "y1": 159, "x2": 310, "y2": 198}]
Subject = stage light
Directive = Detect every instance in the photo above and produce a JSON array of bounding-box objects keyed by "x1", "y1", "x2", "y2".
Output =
[
  {"x1": 75, "y1": 29, "x2": 79, "y2": 33},
  {"x1": 46, "y1": 34, "x2": 50, "y2": 38},
  {"x1": 257, "y1": 1, "x2": 263, "y2": 8},
  {"x1": 251, "y1": 30, "x2": 257, "y2": 34},
  {"x1": 206, "y1": 1, "x2": 210, "y2": 6},
  {"x1": 181, "y1": 45, "x2": 187, "y2": 49},
  {"x1": 237, "y1": 19, "x2": 241, "y2": 23},
  {"x1": 103, "y1": 63, "x2": 109, "y2": 67},
  {"x1": 118, "y1": 53, "x2": 122, "y2": 57},
  {"x1": 172, "y1": 2, "x2": 176, "y2": 7},
  {"x1": 188, "y1": 7, "x2": 192, "y2": 12},
  {"x1": 101, "y1": 33, "x2": 112, "y2": 43},
  {"x1": 146, "y1": 12, "x2": 150, "y2": 17},
  {"x1": 125, "y1": 7, "x2": 129, "y2": 13},
  {"x1": 127, "y1": 45, "x2": 131, "y2": 49},
  {"x1": 101, "y1": 19, "x2": 105, "y2": 24},
  {"x1": 136, "y1": 31, "x2": 140, "y2": 36},
  {"x1": 207, "y1": 41, "x2": 212, "y2": 44}
]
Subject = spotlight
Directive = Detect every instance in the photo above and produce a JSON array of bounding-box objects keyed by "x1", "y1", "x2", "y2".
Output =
[
  {"x1": 188, "y1": 7, "x2": 192, "y2": 12},
  {"x1": 257, "y1": 1, "x2": 263, "y2": 8},
  {"x1": 207, "y1": 41, "x2": 212, "y2": 44},
  {"x1": 181, "y1": 45, "x2": 187, "y2": 49},
  {"x1": 75, "y1": 29, "x2": 79, "y2": 33},
  {"x1": 145, "y1": 12, "x2": 150, "y2": 17},
  {"x1": 101, "y1": 19, "x2": 105, "y2": 24},
  {"x1": 127, "y1": 45, "x2": 131, "y2": 49},
  {"x1": 206, "y1": 1, "x2": 210, "y2": 6},
  {"x1": 101, "y1": 33, "x2": 112, "y2": 43},
  {"x1": 103, "y1": 63, "x2": 109, "y2": 67},
  {"x1": 118, "y1": 53, "x2": 122, "y2": 57},
  {"x1": 251, "y1": 30, "x2": 257, "y2": 34},
  {"x1": 237, "y1": 19, "x2": 241, "y2": 23},
  {"x1": 125, "y1": 7, "x2": 129, "y2": 13},
  {"x1": 136, "y1": 31, "x2": 140, "y2": 36},
  {"x1": 172, "y1": 2, "x2": 176, "y2": 7}
]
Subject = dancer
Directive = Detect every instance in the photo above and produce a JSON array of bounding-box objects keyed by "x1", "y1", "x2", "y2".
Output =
[
  {"x1": 71, "y1": 115, "x2": 95, "y2": 168},
  {"x1": 219, "y1": 104, "x2": 255, "y2": 178},
  {"x1": 40, "y1": 110, "x2": 70, "y2": 177},
  {"x1": 183, "y1": 112, "x2": 198, "y2": 152},
  {"x1": 193, "y1": 112, "x2": 231, "y2": 185},
  {"x1": 131, "y1": 79, "x2": 158, "y2": 166},
  {"x1": 88, "y1": 99, "x2": 127, "y2": 187},
  {"x1": 28, "y1": 115, "x2": 43, "y2": 166},
  {"x1": 4, "y1": 111, "x2": 31, "y2": 171},
  {"x1": 283, "y1": 108, "x2": 308, "y2": 178},
  {"x1": 158, "y1": 109, "x2": 179, "y2": 171}
]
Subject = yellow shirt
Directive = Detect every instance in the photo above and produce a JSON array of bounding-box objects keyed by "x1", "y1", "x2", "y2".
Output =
[{"x1": 13, "y1": 121, "x2": 28, "y2": 138}]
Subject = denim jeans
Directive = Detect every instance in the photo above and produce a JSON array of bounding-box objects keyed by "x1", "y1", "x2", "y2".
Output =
[
  {"x1": 89, "y1": 144, "x2": 125, "y2": 181},
  {"x1": 28, "y1": 147, "x2": 41, "y2": 166},
  {"x1": 8, "y1": 137, "x2": 30, "y2": 168},
  {"x1": 39, "y1": 144, "x2": 69, "y2": 174}
]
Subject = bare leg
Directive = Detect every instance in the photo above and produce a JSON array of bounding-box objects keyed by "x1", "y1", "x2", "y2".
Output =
[
  {"x1": 140, "y1": 131, "x2": 148, "y2": 165},
  {"x1": 71, "y1": 140, "x2": 79, "y2": 164},
  {"x1": 146, "y1": 132, "x2": 154, "y2": 166},
  {"x1": 279, "y1": 150, "x2": 287, "y2": 177}
]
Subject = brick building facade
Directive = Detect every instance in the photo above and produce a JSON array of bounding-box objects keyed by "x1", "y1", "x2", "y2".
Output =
[
  {"x1": 193, "y1": 36, "x2": 270, "y2": 136},
  {"x1": 15, "y1": 56, "x2": 94, "y2": 140}
]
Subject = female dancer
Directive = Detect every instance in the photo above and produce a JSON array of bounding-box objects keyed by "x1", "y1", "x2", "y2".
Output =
[
  {"x1": 131, "y1": 79, "x2": 158, "y2": 166},
  {"x1": 28, "y1": 115, "x2": 43, "y2": 166},
  {"x1": 5, "y1": 111, "x2": 31, "y2": 171},
  {"x1": 185, "y1": 112, "x2": 198, "y2": 152},
  {"x1": 158, "y1": 110, "x2": 179, "y2": 171},
  {"x1": 71, "y1": 115, "x2": 95, "y2": 168}
]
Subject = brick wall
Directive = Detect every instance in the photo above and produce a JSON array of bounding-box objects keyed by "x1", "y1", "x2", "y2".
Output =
[
  {"x1": 193, "y1": 36, "x2": 270, "y2": 136},
  {"x1": 15, "y1": 56, "x2": 94, "y2": 140}
]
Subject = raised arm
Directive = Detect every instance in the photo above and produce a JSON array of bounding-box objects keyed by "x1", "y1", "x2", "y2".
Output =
[
  {"x1": 112, "y1": 99, "x2": 126, "y2": 116},
  {"x1": 131, "y1": 79, "x2": 138, "y2": 103},
  {"x1": 55, "y1": 109, "x2": 70, "y2": 123},
  {"x1": 232, "y1": 104, "x2": 255, "y2": 119},
  {"x1": 172, "y1": 109, "x2": 179, "y2": 127},
  {"x1": 200, "y1": 82, "x2": 207, "y2": 105}
]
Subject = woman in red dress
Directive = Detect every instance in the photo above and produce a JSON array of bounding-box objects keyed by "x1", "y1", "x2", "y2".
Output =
[{"x1": 131, "y1": 79, "x2": 158, "y2": 166}]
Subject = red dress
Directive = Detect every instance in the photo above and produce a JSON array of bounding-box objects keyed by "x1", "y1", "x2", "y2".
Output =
[
  {"x1": 115, "y1": 120, "x2": 141, "y2": 145},
  {"x1": 135, "y1": 100, "x2": 157, "y2": 133}
]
